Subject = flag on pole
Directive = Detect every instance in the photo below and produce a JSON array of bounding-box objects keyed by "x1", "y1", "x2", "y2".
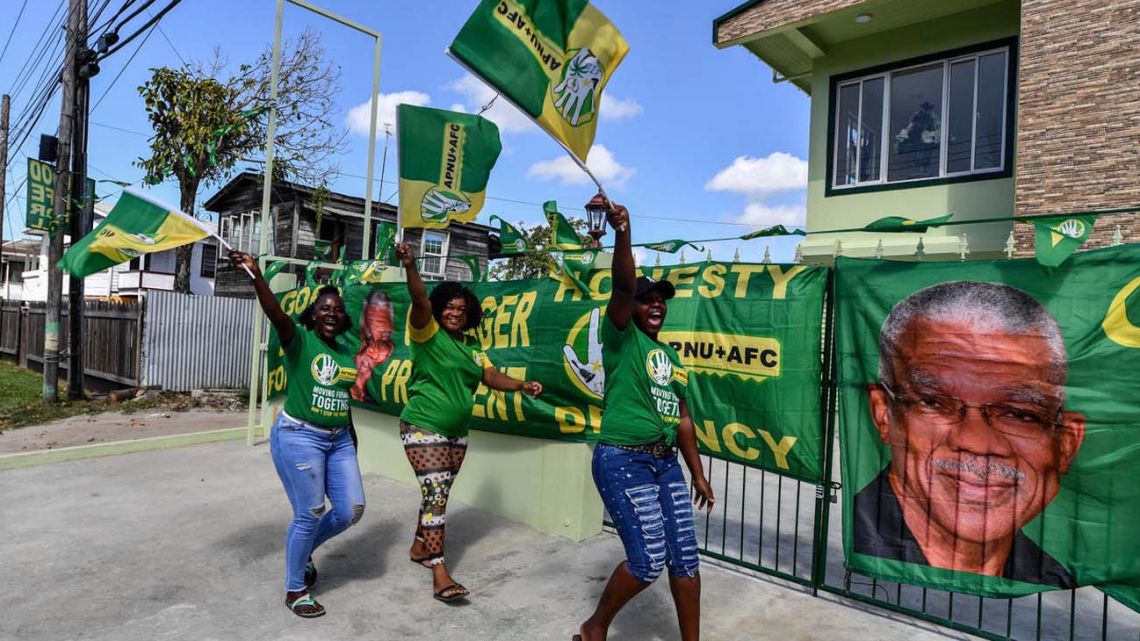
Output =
[
  {"x1": 556, "y1": 248, "x2": 597, "y2": 293},
  {"x1": 458, "y1": 255, "x2": 486, "y2": 282},
  {"x1": 398, "y1": 104, "x2": 502, "y2": 229},
  {"x1": 544, "y1": 200, "x2": 583, "y2": 249},
  {"x1": 448, "y1": 0, "x2": 629, "y2": 162},
  {"x1": 375, "y1": 220, "x2": 398, "y2": 262},
  {"x1": 862, "y1": 214, "x2": 953, "y2": 233},
  {"x1": 1017, "y1": 213, "x2": 1097, "y2": 269},
  {"x1": 643, "y1": 239, "x2": 705, "y2": 254},
  {"x1": 739, "y1": 225, "x2": 807, "y2": 240},
  {"x1": 58, "y1": 190, "x2": 210, "y2": 278},
  {"x1": 489, "y1": 215, "x2": 530, "y2": 255}
]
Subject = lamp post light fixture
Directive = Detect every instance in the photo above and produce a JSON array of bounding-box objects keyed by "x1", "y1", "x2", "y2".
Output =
[{"x1": 584, "y1": 191, "x2": 609, "y2": 248}]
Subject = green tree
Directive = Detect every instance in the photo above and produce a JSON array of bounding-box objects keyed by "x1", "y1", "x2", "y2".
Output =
[
  {"x1": 488, "y1": 217, "x2": 589, "y2": 281},
  {"x1": 136, "y1": 29, "x2": 344, "y2": 292}
]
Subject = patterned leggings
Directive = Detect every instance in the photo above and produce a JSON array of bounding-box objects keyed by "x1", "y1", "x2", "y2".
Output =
[{"x1": 400, "y1": 421, "x2": 468, "y2": 566}]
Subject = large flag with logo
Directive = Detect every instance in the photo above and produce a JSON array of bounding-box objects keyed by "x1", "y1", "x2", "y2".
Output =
[
  {"x1": 58, "y1": 190, "x2": 211, "y2": 278},
  {"x1": 835, "y1": 245, "x2": 1140, "y2": 607},
  {"x1": 397, "y1": 104, "x2": 502, "y2": 229},
  {"x1": 449, "y1": 0, "x2": 629, "y2": 161}
]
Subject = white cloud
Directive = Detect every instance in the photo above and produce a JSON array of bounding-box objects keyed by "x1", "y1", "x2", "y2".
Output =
[
  {"x1": 705, "y1": 152, "x2": 808, "y2": 198},
  {"x1": 526, "y1": 144, "x2": 635, "y2": 188},
  {"x1": 730, "y1": 202, "x2": 807, "y2": 228},
  {"x1": 600, "y1": 94, "x2": 643, "y2": 120},
  {"x1": 346, "y1": 90, "x2": 431, "y2": 136},
  {"x1": 447, "y1": 75, "x2": 536, "y2": 134}
]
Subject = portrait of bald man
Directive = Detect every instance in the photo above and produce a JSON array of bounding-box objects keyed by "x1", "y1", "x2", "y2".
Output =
[{"x1": 854, "y1": 281, "x2": 1086, "y2": 587}]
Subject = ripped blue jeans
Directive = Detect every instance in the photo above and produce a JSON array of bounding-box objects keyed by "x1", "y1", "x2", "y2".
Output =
[
  {"x1": 270, "y1": 412, "x2": 366, "y2": 592},
  {"x1": 592, "y1": 443, "x2": 700, "y2": 583}
]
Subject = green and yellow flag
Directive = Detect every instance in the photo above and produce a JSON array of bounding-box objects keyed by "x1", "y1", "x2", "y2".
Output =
[
  {"x1": 544, "y1": 200, "x2": 583, "y2": 249},
  {"x1": 58, "y1": 190, "x2": 210, "y2": 278},
  {"x1": 458, "y1": 255, "x2": 486, "y2": 282},
  {"x1": 489, "y1": 215, "x2": 530, "y2": 255},
  {"x1": 740, "y1": 225, "x2": 807, "y2": 240},
  {"x1": 449, "y1": 0, "x2": 629, "y2": 161},
  {"x1": 375, "y1": 220, "x2": 398, "y2": 262},
  {"x1": 643, "y1": 239, "x2": 704, "y2": 254},
  {"x1": 862, "y1": 214, "x2": 953, "y2": 233},
  {"x1": 398, "y1": 104, "x2": 502, "y2": 229},
  {"x1": 1017, "y1": 214, "x2": 1097, "y2": 269}
]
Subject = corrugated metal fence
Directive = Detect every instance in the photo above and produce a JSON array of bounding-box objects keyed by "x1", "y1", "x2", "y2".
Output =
[{"x1": 140, "y1": 291, "x2": 254, "y2": 391}]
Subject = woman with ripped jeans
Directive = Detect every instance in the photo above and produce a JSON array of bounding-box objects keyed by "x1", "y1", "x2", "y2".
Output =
[
  {"x1": 230, "y1": 251, "x2": 366, "y2": 619},
  {"x1": 574, "y1": 198, "x2": 715, "y2": 641},
  {"x1": 395, "y1": 242, "x2": 543, "y2": 603}
]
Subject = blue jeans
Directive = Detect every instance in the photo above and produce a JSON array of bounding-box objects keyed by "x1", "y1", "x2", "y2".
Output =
[
  {"x1": 270, "y1": 412, "x2": 366, "y2": 592},
  {"x1": 592, "y1": 443, "x2": 701, "y2": 583}
]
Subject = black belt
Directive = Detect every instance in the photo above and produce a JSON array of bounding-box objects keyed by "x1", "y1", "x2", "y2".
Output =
[{"x1": 606, "y1": 439, "x2": 674, "y2": 458}]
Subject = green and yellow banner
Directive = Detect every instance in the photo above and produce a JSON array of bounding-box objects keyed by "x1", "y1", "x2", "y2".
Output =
[
  {"x1": 58, "y1": 190, "x2": 210, "y2": 278},
  {"x1": 267, "y1": 261, "x2": 829, "y2": 480},
  {"x1": 1017, "y1": 213, "x2": 1097, "y2": 269},
  {"x1": 836, "y1": 245, "x2": 1140, "y2": 603},
  {"x1": 449, "y1": 0, "x2": 629, "y2": 161},
  {"x1": 397, "y1": 104, "x2": 502, "y2": 229}
]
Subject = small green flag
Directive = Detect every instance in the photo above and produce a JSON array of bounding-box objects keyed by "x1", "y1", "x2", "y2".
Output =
[
  {"x1": 489, "y1": 215, "x2": 530, "y2": 255},
  {"x1": 398, "y1": 104, "x2": 502, "y2": 229},
  {"x1": 555, "y1": 248, "x2": 598, "y2": 293},
  {"x1": 313, "y1": 239, "x2": 333, "y2": 262},
  {"x1": 375, "y1": 221, "x2": 398, "y2": 263},
  {"x1": 304, "y1": 262, "x2": 320, "y2": 288},
  {"x1": 862, "y1": 214, "x2": 953, "y2": 233},
  {"x1": 458, "y1": 255, "x2": 485, "y2": 282},
  {"x1": 262, "y1": 259, "x2": 288, "y2": 283},
  {"x1": 1018, "y1": 214, "x2": 1098, "y2": 269},
  {"x1": 545, "y1": 200, "x2": 583, "y2": 249},
  {"x1": 739, "y1": 225, "x2": 807, "y2": 240},
  {"x1": 342, "y1": 260, "x2": 388, "y2": 285},
  {"x1": 643, "y1": 239, "x2": 705, "y2": 254},
  {"x1": 59, "y1": 190, "x2": 210, "y2": 278}
]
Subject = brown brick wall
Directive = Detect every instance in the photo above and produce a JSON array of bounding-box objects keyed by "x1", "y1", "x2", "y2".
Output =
[
  {"x1": 715, "y1": 0, "x2": 868, "y2": 43},
  {"x1": 1014, "y1": 0, "x2": 1140, "y2": 252}
]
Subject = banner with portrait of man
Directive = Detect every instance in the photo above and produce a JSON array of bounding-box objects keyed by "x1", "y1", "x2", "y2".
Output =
[{"x1": 835, "y1": 245, "x2": 1140, "y2": 606}]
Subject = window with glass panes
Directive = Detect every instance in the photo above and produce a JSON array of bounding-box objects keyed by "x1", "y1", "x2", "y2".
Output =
[
  {"x1": 831, "y1": 45, "x2": 1011, "y2": 191},
  {"x1": 420, "y1": 230, "x2": 449, "y2": 278}
]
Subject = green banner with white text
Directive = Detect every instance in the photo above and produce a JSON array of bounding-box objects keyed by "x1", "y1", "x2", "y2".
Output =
[
  {"x1": 836, "y1": 245, "x2": 1140, "y2": 601},
  {"x1": 266, "y1": 261, "x2": 829, "y2": 480}
]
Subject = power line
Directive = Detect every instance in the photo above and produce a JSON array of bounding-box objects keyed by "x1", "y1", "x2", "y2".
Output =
[
  {"x1": 0, "y1": 0, "x2": 32, "y2": 68},
  {"x1": 90, "y1": 21, "x2": 156, "y2": 112},
  {"x1": 90, "y1": 120, "x2": 149, "y2": 136},
  {"x1": 98, "y1": 0, "x2": 181, "y2": 60},
  {"x1": 152, "y1": 20, "x2": 185, "y2": 67},
  {"x1": 5, "y1": 0, "x2": 65, "y2": 96}
]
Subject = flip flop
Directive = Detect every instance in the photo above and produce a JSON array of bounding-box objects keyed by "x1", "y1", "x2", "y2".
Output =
[
  {"x1": 433, "y1": 583, "x2": 470, "y2": 603},
  {"x1": 410, "y1": 555, "x2": 434, "y2": 569},
  {"x1": 304, "y1": 558, "x2": 318, "y2": 588},
  {"x1": 286, "y1": 593, "x2": 326, "y2": 618}
]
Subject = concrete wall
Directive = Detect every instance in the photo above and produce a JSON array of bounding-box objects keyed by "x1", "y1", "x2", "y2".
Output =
[
  {"x1": 352, "y1": 407, "x2": 604, "y2": 542},
  {"x1": 800, "y1": 2, "x2": 1021, "y2": 262}
]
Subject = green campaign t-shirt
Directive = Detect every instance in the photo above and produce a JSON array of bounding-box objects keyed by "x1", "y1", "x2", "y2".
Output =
[
  {"x1": 599, "y1": 314, "x2": 689, "y2": 446},
  {"x1": 400, "y1": 316, "x2": 493, "y2": 438},
  {"x1": 282, "y1": 325, "x2": 358, "y2": 428}
]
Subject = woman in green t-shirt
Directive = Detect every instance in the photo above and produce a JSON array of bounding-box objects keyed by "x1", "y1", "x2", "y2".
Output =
[
  {"x1": 574, "y1": 199, "x2": 715, "y2": 641},
  {"x1": 394, "y1": 242, "x2": 544, "y2": 603},
  {"x1": 230, "y1": 251, "x2": 366, "y2": 619}
]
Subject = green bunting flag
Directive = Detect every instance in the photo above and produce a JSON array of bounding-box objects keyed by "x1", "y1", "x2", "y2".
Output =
[
  {"x1": 643, "y1": 239, "x2": 705, "y2": 254},
  {"x1": 375, "y1": 221, "x2": 398, "y2": 263},
  {"x1": 304, "y1": 262, "x2": 320, "y2": 288},
  {"x1": 489, "y1": 215, "x2": 530, "y2": 255},
  {"x1": 448, "y1": 0, "x2": 629, "y2": 162},
  {"x1": 739, "y1": 225, "x2": 807, "y2": 240},
  {"x1": 862, "y1": 214, "x2": 954, "y2": 233},
  {"x1": 342, "y1": 260, "x2": 389, "y2": 286},
  {"x1": 458, "y1": 255, "x2": 486, "y2": 282},
  {"x1": 262, "y1": 259, "x2": 288, "y2": 283},
  {"x1": 1017, "y1": 214, "x2": 1098, "y2": 269},
  {"x1": 313, "y1": 239, "x2": 333, "y2": 262},
  {"x1": 544, "y1": 200, "x2": 583, "y2": 249},
  {"x1": 59, "y1": 190, "x2": 210, "y2": 278},
  {"x1": 398, "y1": 104, "x2": 502, "y2": 229},
  {"x1": 555, "y1": 247, "x2": 598, "y2": 293}
]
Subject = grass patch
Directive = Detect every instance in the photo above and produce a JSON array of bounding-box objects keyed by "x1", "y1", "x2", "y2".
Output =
[{"x1": 0, "y1": 361, "x2": 173, "y2": 430}]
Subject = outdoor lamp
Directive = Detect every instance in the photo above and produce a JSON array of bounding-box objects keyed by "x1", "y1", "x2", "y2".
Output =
[{"x1": 584, "y1": 191, "x2": 609, "y2": 248}]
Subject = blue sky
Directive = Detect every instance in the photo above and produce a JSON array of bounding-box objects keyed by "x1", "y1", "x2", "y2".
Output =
[{"x1": 1, "y1": 0, "x2": 810, "y2": 263}]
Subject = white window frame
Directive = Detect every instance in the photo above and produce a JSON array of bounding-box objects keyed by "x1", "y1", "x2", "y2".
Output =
[
  {"x1": 231, "y1": 210, "x2": 274, "y2": 256},
  {"x1": 419, "y1": 230, "x2": 450, "y2": 279},
  {"x1": 831, "y1": 45, "x2": 1010, "y2": 191}
]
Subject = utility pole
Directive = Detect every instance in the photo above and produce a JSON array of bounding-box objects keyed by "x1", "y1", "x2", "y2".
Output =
[
  {"x1": 45, "y1": 0, "x2": 84, "y2": 402},
  {"x1": 0, "y1": 94, "x2": 9, "y2": 258},
  {"x1": 67, "y1": 36, "x2": 98, "y2": 399}
]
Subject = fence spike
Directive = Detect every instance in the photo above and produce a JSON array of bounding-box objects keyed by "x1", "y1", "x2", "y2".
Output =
[
  {"x1": 1112, "y1": 225, "x2": 1124, "y2": 246},
  {"x1": 706, "y1": 249, "x2": 713, "y2": 262},
  {"x1": 874, "y1": 239, "x2": 884, "y2": 260},
  {"x1": 654, "y1": 253, "x2": 661, "y2": 266},
  {"x1": 915, "y1": 237, "x2": 925, "y2": 261},
  {"x1": 793, "y1": 243, "x2": 803, "y2": 264},
  {"x1": 732, "y1": 247, "x2": 740, "y2": 263},
  {"x1": 1005, "y1": 230, "x2": 1016, "y2": 259},
  {"x1": 832, "y1": 239, "x2": 843, "y2": 258},
  {"x1": 679, "y1": 250, "x2": 686, "y2": 264},
  {"x1": 958, "y1": 234, "x2": 969, "y2": 261},
  {"x1": 762, "y1": 245, "x2": 771, "y2": 264}
]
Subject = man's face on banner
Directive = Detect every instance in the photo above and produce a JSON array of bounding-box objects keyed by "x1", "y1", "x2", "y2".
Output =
[{"x1": 869, "y1": 317, "x2": 1086, "y2": 550}]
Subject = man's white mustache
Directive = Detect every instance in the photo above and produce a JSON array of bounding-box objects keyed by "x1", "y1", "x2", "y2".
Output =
[{"x1": 933, "y1": 457, "x2": 1026, "y2": 482}]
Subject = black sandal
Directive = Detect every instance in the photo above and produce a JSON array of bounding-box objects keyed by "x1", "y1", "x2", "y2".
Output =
[
  {"x1": 433, "y1": 583, "x2": 469, "y2": 603},
  {"x1": 304, "y1": 558, "x2": 318, "y2": 588}
]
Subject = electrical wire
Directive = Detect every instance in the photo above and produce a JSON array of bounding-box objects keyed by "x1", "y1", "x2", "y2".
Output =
[
  {"x1": 90, "y1": 21, "x2": 157, "y2": 112},
  {"x1": 0, "y1": 0, "x2": 32, "y2": 69},
  {"x1": 98, "y1": 0, "x2": 180, "y2": 60}
]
